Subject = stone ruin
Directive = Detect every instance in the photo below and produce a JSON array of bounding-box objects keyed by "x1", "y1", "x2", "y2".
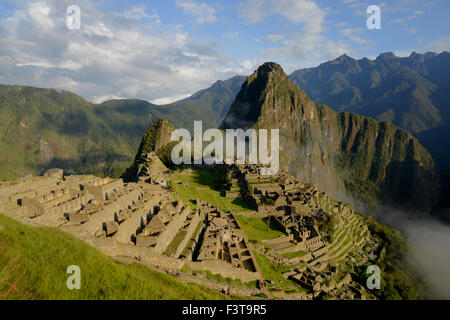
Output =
[
  {"x1": 230, "y1": 163, "x2": 377, "y2": 298},
  {"x1": 0, "y1": 163, "x2": 378, "y2": 299},
  {"x1": 0, "y1": 169, "x2": 264, "y2": 287},
  {"x1": 195, "y1": 202, "x2": 259, "y2": 274}
]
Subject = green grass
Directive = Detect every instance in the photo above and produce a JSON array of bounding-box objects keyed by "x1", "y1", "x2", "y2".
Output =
[
  {"x1": 164, "y1": 229, "x2": 187, "y2": 257},
  {"x1": 281, "y1": 251, "x2": 306, "y2": 259},
  {"x1": 0, "y1": 214, "x2": 229, "y2": 300},
  {"x1": 170, "y1": 169, "x2": 253, "y2": 212},
  {"x1": 235, "y1": 216, "x2": 286, "y2": 243},
  {"x1": 252, "y1": 251, "x2": 306, "y2": 294}
]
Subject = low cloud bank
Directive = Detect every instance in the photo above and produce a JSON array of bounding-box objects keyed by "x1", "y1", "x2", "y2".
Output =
[{"x1": 370, "y1": 206, "x2": 450, "y2": 299}]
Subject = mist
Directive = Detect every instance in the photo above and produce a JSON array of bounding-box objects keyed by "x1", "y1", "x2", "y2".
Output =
[{"x1": 366, "y1": 205, "x2": 450, "y2": 299}]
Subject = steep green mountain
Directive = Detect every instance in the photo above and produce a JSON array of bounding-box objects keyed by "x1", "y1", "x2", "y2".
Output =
[
  {"x1": 0, "y1": 85, "x2": 134, "y2": 179},
  {"x1": 222, "y1": 62, "x2": 441, "y2": 211},
  {"x1": 0, "y1": 76, "x2": 245, "y2": 180},
  {"x1": 289, "y1": 51, "x2": 450, "y2": 169}
]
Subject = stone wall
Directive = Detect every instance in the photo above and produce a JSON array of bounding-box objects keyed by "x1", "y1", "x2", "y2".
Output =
[
  {"x1": 33, "y1": 192, "x2": 94, "y2": 226},
  {"x1": 86, "y1": 179, "x2": 123, "y2": 201},
  {"x1": 175, "y1": 212, "x2": 201, "y2": 258},
  {"x1": 186, "y1": 260, "x2": 260, "y2": 282},
  {"x1": 83, "y1": 187, "x2": 142, "y2": 234},
  {"x1": 114, "y1": 195, "x2": 160, "y2": 244},
  {"x1": 0, "y1": 176, "x2": 59, "y2": 198},
  {"x1": 186, "y1": 221, "x2": 205, "y2": 261},
  {"x1": 154, "y1": 206, "x2": 191, "y2": 254}
]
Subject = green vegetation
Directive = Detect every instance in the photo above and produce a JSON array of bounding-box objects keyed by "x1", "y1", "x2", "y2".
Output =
[
  {"x1": 0, "y1": 76, "x2": 246, "y2": 180},
  {"x1": 260, "y1": 197, "x2": 275, "y2": 206},
  {"x1": 170, "y1": 169, "x2": 252, "y2": 212},
  {"x1": 0, "y1": 85, "x2": 136, "y2": 180},
  {"x1": 164, "y1": 229, "x2": 187, "y2": 257},
  {"x1": 281, "y1": 251, "x2": 306, "y2": 259},
  {"x1": 0, "y1": 214, "x2": 228, "y2": 300},
  {"x1": 121, "y1": 119, "x2": 174, "y2": 182},
  {"x1": 335, "y1": 152, "x2": 381, "y2": 208},
  {"x1": 357, "y1": 215, "x2": 426, "y2": 300},
  {"x1": 252, "y1": 251, "x2": 306, "y2": 294},
  {"x1": 318, "y1": 215, "x2": 336, "y2": 242},
  {"x1": 156, "y1": 141, "x2": 178, "y2": 167},
  {"x1": 134, "y1": 119, "x2": 174, "y2": 158},
  {"x1": 235, "y1": 216, "x2": 285, "y2": 243},
  {"x1": 166, "y1": 180, "x2": 174, "y2": 192},
  {"x1": 214, "y1": 165, "x2": 232, "y2": 193},
  {"x1": 1, "y1": 177, "x2": 18, "y2": 182}
]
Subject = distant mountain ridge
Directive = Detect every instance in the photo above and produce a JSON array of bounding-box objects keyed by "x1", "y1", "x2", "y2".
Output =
[
  {"x1": 0, "y1": 76, "x2": 245, "y2": 179},
  {"x1": 222, "y1": 62, "x2": 441, "y2": 212},
  {"x1": 289, "y1": 51, "x2": 450, "y2": 169}
]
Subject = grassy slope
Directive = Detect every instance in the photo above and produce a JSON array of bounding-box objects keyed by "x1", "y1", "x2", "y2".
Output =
[
  {"x1": 0, "y1": 214, "x2": 228, "y2": 300},
  {"x1": 234, "y1": 216, "x2": 285, "y2": 243},
  {"x1": 170, "y1": 169, "x2": 253, "y2": 212}
]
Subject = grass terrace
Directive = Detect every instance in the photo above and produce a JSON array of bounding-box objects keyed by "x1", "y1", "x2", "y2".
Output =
[
  {"x1": 235, "y1": 216, "x2": 286, "y2": 243},
  {"x1": 170, "y1": 169, "x2": 253, "y2": 212},
  {"x1": 253, "y1": 251, "x2": 307, "y2": 294}
]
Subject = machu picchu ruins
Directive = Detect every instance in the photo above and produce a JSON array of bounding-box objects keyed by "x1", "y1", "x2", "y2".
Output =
[{"x1": 0, "y1": 158, "x2": 385, "y2": 300}]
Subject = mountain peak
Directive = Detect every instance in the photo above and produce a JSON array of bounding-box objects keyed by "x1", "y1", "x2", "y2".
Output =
[
  {"x1": 376, "y1": 52, "x2": 397, "y2": 60},
  {"x1": 248, "y1": 62, "x2": 288, "y2": 83},
  {"x1": 336, "y1": 53, "x2": 354, "y2": 62},
  {"x1": 258, "y1": 62, "x2": 285, "y2": 74},
  {"x1": 221, "y1": 62, "x2": 297, "y2": 129}
]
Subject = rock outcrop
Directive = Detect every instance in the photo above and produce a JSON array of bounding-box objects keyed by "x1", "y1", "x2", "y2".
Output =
[{"x1": 121, "y1": 118, "x2": 173, "y2": 182}]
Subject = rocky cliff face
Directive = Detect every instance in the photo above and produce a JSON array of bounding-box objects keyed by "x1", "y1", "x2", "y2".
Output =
[{"x1": 221, "y1": 62, "x2": 441, "y2": 211}]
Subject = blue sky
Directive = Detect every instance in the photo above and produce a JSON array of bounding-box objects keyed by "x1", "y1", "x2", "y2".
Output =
[{"x1": 0, "y1": 0, "x2": 449, "y2": 103}]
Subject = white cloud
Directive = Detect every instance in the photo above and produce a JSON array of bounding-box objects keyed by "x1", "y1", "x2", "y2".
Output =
[
  {"x1": 392, "y1": 9, "x2": 424, "y2": 24},
  {"x1": 267, "y1": 34, "x2": 285, "y2": 43},
  {"x1": 123, "y1": 5, "x2": 159, "y2": 22},
  {"x1": 0, "y1": 0, "x2": 240, "y2": 103},
  {"x1": 264, "y1": 33, "x2": 351, "y2": 72},
  {"x1": 239, "y1": 0, "x2": 350, "y2": 70},
  {"x1": 151, "y1": 93, "x2": 192, "y2": 105},
  {"x1": 340, "y1": 28, "x2": 372, "y2": 45},
  {"x1": 425, "y1": 36, "x2": 450, "y2": 53},
  {"x1": 239, "y1": 0, "x2": 324, "y2": 34},
  {"x1": 175, "y1": 0, "x2": 217, "y2": 24}
]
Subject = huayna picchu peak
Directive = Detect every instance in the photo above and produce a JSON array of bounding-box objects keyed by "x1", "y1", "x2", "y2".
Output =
[{"x1": 222, "y1": 62, "x2": 441, "y2": 212}]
